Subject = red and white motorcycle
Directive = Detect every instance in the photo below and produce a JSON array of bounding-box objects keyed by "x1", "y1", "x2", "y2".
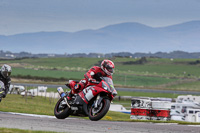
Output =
[{"x1": 54, "y1": 77, "x2": 117, "y2": 121}]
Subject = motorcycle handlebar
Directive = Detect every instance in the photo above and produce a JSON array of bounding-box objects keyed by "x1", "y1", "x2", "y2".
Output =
[
  {"x1": 89, "y1": 80, "x2": 100, "y2": 84},
  {"x1": 89, "y1": 79, "x2": 100, "y2": 84}
]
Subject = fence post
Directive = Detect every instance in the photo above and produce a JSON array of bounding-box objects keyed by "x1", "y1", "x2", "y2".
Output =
[
  {"x1": 49, "y1": 92, "x2": 51, "y2": 105},
  {"x1": 125, "y1": 75, "x2": 127, "y2": 86},
  {"x1": 37, "y1": 86, "x2": 38, "y2": 96},
  {"x1": 25, "y1": 86, "x2": 27, "y2": 103},
  {"x1": 53, "y1": 92, "x2": 55, "y2": 103}
]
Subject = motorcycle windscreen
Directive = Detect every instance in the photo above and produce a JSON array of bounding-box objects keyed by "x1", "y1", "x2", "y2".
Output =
[{"x1": 102, "y1": 77, "x2": 117, "y2": 96}]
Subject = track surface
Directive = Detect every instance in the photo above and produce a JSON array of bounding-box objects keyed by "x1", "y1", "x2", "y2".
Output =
[{"x1": 0, "y1": 112, "x2": 200, "y2": 133}]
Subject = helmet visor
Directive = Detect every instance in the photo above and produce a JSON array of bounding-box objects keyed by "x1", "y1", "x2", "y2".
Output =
[
  {"x1": 106, "y1": 66, "x2": 114, "y2": 74},
  {"x1": 2, "y1": 71, "x2": 11, "y2": 77}
]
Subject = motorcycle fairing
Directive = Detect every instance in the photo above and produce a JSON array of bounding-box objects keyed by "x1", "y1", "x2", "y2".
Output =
[
  {"x1": 79, "y1": 91, "x2": 88, "y2": 104},
  {"x1": 72, "y1": 95, "x2": 89, "y2": 116},
  {"x1": 78, "y1": 85, "x2": 108, "y2": 104}
]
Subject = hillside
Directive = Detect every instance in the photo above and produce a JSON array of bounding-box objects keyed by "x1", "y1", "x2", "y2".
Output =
[
  {"x1": 0, "y1": 20, "x2": 200, "y2": 54},
  {"x1": 1, "y1": 57, "x2": 200, "y2": 91}
]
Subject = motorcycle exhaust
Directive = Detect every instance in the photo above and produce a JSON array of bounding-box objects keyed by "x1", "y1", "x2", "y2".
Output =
[
  {"x1": 57, "y1": 87, "x2": 66, "y2": 98},
  {"x1": 57, "y1": 87, "x2": 71, "y2": 108}
]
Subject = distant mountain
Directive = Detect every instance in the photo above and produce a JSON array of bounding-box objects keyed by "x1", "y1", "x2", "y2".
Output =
[{"x1": 0, "y1": 20, "x2": 200, "y2": 54}]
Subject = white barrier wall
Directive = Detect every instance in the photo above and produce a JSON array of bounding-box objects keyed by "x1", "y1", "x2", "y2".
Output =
[
  {"x1": 196, "y1": 112, "x2": 200, "y2": 122},
  {"x1": 131, "y1": 98, "x2": 171, "y2": 121}
]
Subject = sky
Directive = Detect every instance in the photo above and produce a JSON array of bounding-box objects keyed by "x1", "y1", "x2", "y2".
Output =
[{"x1": 0, "y1": 0, "x2": 200, "y2": 35}]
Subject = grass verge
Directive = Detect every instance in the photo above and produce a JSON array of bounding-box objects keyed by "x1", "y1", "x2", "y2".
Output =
[
  {"x1": 0, "y1": 94, "x2": 55, "y2": 115},
  {"x1": 0, "y1": 128, "x2": 60, "y2": 133}
]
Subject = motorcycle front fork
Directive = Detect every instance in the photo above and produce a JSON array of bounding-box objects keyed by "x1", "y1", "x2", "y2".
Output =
[
  {"x1": 94, "y1": 95, "x2": 104, "y2": 109},
  {"x1": 94, "y1": 95, "x2": 100, "y2": 108}
]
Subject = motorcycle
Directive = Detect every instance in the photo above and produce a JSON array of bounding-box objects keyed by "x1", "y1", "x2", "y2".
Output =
[{"x1": 54, "y1": 77, "x2": 117, "y2": 121}]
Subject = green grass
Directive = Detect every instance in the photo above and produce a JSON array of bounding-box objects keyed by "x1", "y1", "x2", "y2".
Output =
[
  {"x1": 116, "y1": 64, "x2": 200, "y2": 78},
  {"x1": 117, "y1": 91, "x2": 180, "y2": 98},
  {"x1": 113, "y1": 74, "x2": 178, "y2": 87},
  {"x1": 0, "y1": 128, "x2": 59, "y2": 133},
  {"x1": 12, "y1": 67, "x2": 85, "y2": 79},
  {"x1": 12, "y1": 68, "x2": 179, "y2": 88},
  {"x1": 4, "y1": 57, "x2": 200, "y2": 78},
  {"x1": 167, "y1": 80, "x2": 200, "y2": 91},
  {"x1": 0, "y1": 94, "x2": 55, "y2": 115},
  {"x1": 2, "y1": 57, "x2": 200, "y2": 90},
  {"x1": 113, "y1": 58, "x2": 200, "y2": 77},
  {"x1": 0, "y1": 57, "x2": 101, "y2": 68}
]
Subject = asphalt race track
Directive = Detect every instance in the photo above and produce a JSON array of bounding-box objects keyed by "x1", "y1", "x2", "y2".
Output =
[{"x1": 0, "y1": 112, "x2": 200, "y2": 133}]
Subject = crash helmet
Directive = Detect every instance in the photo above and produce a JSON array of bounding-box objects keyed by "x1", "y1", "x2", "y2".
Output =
[
  {"x1": 1, "y1": 64, "x2": 12, "y2": 78},
  {"x1": 101, "y1": 60, "x2": 115, "y2": 75}
]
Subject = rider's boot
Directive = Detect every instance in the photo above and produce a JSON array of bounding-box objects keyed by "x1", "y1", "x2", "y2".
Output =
[
  {"x1": 67, "y1": 84, "x2": 80, "y2": 100},
  {"x1": 67, "y1": 90, "x2": 73, "y2": 101}
]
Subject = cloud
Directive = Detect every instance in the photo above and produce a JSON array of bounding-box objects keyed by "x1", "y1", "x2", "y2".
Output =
[{"x1": 0, "y1": 0, "x2": 200, "y2": 35}]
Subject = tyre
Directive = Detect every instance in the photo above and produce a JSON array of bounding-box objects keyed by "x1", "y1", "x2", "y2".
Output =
[
  {"x1": 89, "y1": 98, "x2": 110, "y2": 121},
  {"x1": 54, "y1": 98, "x2": 70, "y2": 119}
]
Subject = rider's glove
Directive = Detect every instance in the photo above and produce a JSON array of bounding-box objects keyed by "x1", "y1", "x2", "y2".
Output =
[
  {"x1": 0, "y1": 88, "x2": 6, "y2": 98},
  {"x1": 74, "y1": 84, "x2": 80, "y2": 90},
  {"x1": 88, "y1": 78, "x2": 97, "y2": 83}
]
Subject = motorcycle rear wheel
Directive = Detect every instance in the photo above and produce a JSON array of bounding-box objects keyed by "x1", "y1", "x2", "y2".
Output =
[
  {"x1": 54, "y1": 98, "x2": 70, "y2": 119},
  {"x1": 88, "y1": 98, "x2": 110, "y2": 121}
]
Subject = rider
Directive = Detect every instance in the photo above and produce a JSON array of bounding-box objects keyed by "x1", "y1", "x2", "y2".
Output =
[
  {"x1": 67, "y1": 59, "x2": 115, "y2": 100},
  {"x1": 0, "y1": 64, "x2": 12, "y2": 102}
]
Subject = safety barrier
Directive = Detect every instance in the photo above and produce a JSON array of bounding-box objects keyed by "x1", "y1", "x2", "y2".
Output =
[{"x1": 130, "y1": 98, "x2": 171, "y2": 121}]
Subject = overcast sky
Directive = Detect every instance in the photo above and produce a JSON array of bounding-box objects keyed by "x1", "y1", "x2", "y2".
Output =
[{"x1": 0, "y1": 0, "x2": 200, "y2": 35}]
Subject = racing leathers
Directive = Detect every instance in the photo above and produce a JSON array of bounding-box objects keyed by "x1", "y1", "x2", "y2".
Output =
[
  {"x1": 68, "y1": 66, "x2": 112, "y2": 97},
  {"x1": 0, "y1": 72, "x2": 11, "y2": 101}
]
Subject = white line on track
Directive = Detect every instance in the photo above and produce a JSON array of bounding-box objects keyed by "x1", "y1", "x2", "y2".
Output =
[
  {"x1": 0, "y1": 111, "x2": 76, "y2": 119},
  {"x1": 188, "y1": 125, "x2": 200, "y2": 127},
  {"x1": 154, "y1": 123, "x2": 178, "y2": 125}
]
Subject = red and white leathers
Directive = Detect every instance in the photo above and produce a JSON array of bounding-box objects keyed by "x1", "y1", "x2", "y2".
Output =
[
  {"x1": 69, "y1": 66, "x2": 112, "y2": 95},
  {"x1": 67, "y1": 59, "x2": 115, "y2": 100}
]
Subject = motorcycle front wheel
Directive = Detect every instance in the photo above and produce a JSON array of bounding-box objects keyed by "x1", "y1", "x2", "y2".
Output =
[
  {"x1": 54, "y1": 97, "x2": 70, "y2": 119},
  {"x1": 88, "y1": 98, "x2": 110, "y2": 121}
]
